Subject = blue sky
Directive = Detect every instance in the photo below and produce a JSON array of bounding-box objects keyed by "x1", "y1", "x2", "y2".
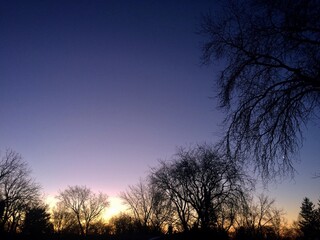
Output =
[{"x1": 1, "y1": 0, "x2": 319, "y2": 222}]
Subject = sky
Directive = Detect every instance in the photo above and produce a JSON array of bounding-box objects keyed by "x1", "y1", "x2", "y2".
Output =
[{"x1": 1, "y1": 0, "x2": 319, "y2": 223}]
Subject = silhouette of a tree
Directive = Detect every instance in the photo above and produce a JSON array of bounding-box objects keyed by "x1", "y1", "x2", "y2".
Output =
[
  {"x1": 120, "y1": 178, "x2": 172, "y2": 233},
  {"x1": 298, "y1": 197, "x2": 320, "y2": 239},
  {"x1": 22, "y1": 205, "x2": 53, "y2": 237},
  {"x1": 201, "y1": 0, "x2": 320, "y2": 180},
  {"x1": 51, "y1": 201, "x2": 78, "y2": 234},
  {"x1": 151, "y1": 162, "x2": 198, "y2": 232},
  {"x1": 151, "y1": 144, "x2": 251, "y2": 232},
  {"x1": 0, "y1": 150, "x2": 41, "y2": 234},
  {"x1": 0, "y1": 150, "x2": 23, "y2": 181},
  {"x1": 56, "y1": 185, "x2": 109, "y2": 236},
  {"x1": 235, "y1": 194, "x2": 285, "y2": 239},
  {"x1": 109, "y1": 213, "x2": 138, "y2": 235},
  {"x1": 151, "y1": 162, "x2": 195, "y2": 232}
]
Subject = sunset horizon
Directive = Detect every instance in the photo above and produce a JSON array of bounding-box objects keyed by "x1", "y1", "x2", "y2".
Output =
[{"x1": 1, "y1": 0, "x2": 319, "y2": 239}]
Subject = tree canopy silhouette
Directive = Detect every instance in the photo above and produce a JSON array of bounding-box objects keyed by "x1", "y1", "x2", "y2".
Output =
[
  {"x1": 22, "y1": 205, "x2": 53, "y2": 237},
  {"x1": 201, "y1": 0, "x2": 320, "y2": 179},
  {"x1": 298, "y1": 197, "x2": 320, "y2": 239},
  {"x1": 0, "y1": 150, "x2": 41, "y2": 234},
  {"x1": 56, "y1": 185, "x2": 109, "y2": 236},
  {"x1": 151, "y1": 144, "x2": 252, "y2": 232},
  {"x1": 120, "y1": 178, "x2": 172, "y2": 233}
]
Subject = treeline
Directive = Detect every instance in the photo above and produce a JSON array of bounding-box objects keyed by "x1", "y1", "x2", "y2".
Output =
[{"x1": 0, "y1": 147, "x2": 318, "y2": 240}]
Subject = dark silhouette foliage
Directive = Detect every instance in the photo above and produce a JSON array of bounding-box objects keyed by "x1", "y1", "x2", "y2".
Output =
[
  {"x1": 22, "y1": 206, "x2": 53, "y2": 238},
  {"x1": 201, "y1": 0, "x2": 320, "y2": 180},
  {"x1": 109, "y1": 213, "x2": 140, "y2": 235},
  {"x1": 298, "y1": 197, "x2": 320, "y2": 239}
]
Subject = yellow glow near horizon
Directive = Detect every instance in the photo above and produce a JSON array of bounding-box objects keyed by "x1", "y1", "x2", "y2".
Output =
[
  {"x1": 103, "y1": 196, "x2": 127, "y2": 221},
  {"x1": 45, "y1": 195, "x2": 126, "y2": 222},
  {"x1": 45, "y1": 195, "x2": 58, "y2": 210}
]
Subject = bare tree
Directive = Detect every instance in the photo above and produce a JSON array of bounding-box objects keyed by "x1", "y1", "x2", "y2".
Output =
[
  {"x1": 56, "y1": 185, "x2": 109, "y2": 236},
  {"x1": 51, "y1": 201, "x2": 77, "y2": 234},
  {"x1": 215, "y1": 197, "x2": 240, "y2": 232},
  {"x1": 0, "y1": 150, "x2": 41, "y2": 234},
  {"x1": 201, "y1": 0, "x2": 320, "y2": 180},
  {"x1": 120, "y1": 178, "x2": 172, "y2": 233},
  {"x1": 0, "y1": 150, "x2": 25, "y2": 182},
  {"x1": 148, "y1": 185, "x2": 174, "y2": 232},
  {"x1": 120, "y1": 179, "x2": 153, "y2": 230},
  {"x1": 151, "y1": 144, "x2": 251, "y2": 232},
  {"x1": 235, "y1": 194, "x2": 285, "y2": 238},
  {"x1": 151, "y1": 161, "x2": 196, "y2": 232}
]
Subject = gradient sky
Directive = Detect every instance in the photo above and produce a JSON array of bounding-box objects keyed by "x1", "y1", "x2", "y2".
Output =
[{"x1": 1, "y1": 0, "x2": 319, "y2": 222}]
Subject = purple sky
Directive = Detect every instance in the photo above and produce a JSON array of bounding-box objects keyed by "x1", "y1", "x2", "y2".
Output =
[{"x1": 1, "y1": 0, "x2": 319, "y2": 222}]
